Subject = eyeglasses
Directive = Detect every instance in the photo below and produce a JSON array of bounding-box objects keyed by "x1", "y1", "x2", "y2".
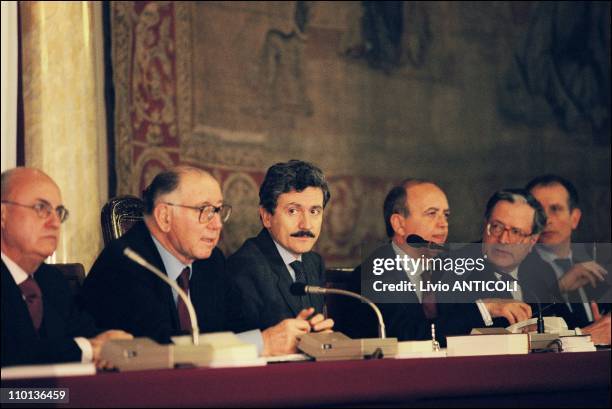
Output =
[
  {"x1": 163, "y1": 202, "x2": 232, "y2": 224},
  {"x1": 486, "y1": 221, "x2": 532, "y2": 243},
  {"x1": 1, "y1": 200, "x2": 69, "y2": 223}
]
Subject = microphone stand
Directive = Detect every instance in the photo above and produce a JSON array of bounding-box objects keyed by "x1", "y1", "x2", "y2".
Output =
[{"x1": 124, "y1": 247, "x2": 200, "y2": 345}]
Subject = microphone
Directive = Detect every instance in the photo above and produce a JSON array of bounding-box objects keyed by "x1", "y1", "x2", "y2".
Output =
[
  {"x1": 124, "y1": 247, "x2": 200, "y2": 345},
  {"x1": 495, "y1": 270, "x2": 547, "y2": 334},
  {"x1": 406, "y1": 234, "x2": 447, "y2": 252},
  {"x1": 290, "y1": 282, "x2": 387, "y2": 339}
]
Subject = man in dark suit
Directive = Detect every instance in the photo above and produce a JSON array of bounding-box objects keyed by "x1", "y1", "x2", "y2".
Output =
[
  {"x1": 227, "y1": 160, "x2": 334, "y2": 332},
  {"x1": 466, "y1": 188, "x2": 610, "y2": 344},
  {"x1": 527, "y1": 175, "x2": 610, "y2": 339},
  {"x1": 1, "y1": 167, "x2": 131, "y2": 367},
  {"x1": 342, "y1": 180, "x2": 533, "y2": 345},
  {"x1": 81, "y1": 166, "x2": 311, "y2": 356}
]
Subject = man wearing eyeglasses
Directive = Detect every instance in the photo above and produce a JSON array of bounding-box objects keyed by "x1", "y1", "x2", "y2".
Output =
[
  {"x1": 81, "y1": 166, "x2": 314, "y2": 356},
  {"x1": 1, "y1": 167, "x2": 132, "y2": 367},
  {"x1": 341, "y1": 180, "x2": 532, "y2": 345},
  {"x1": 461, "y1": 188, "x2": 610, "y2": 342},
  {"x1": 227, "y1": 160, "x2": 334, "y2": 333}
]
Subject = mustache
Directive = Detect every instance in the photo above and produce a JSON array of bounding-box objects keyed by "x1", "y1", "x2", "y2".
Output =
[{"x1": 290, "y1": 230, "x2": 316, "y2": 238}]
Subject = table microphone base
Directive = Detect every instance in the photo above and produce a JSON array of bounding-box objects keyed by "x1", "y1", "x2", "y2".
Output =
[{"x1": 298, "y1": 332, "x2": 398, "y2": 361}]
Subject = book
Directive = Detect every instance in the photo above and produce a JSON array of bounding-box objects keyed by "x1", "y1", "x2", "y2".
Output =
[
  {"x1": 446, "y1": 333, "x2": 529, "y2": 357},
  {"x1": 559, "y1": 335, "x2": 596, "y2": 352}
]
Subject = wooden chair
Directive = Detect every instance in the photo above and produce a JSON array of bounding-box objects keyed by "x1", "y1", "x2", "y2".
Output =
[
  {"x1": 53, "y1": 263, "x2": 86, "y2": 296},
  {"x1": 100, "y1": 195, "x2": 144, "y2": 245}
]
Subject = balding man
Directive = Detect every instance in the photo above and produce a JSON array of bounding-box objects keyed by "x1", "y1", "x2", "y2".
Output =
[
  {"x1": 1, "y1": 167, "x2": 131, "y2": 367},
  {"x1": 343, "y1": 180, "x2": 531, "y2": 345},
  {"x1": 81, "y1": 166, "x2": 312, "y2": 356}
]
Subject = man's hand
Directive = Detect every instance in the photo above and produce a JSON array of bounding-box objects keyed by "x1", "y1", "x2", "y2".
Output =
[
  {"x1": 482, "y1": 298, "x2": 532, "y2": 324},
  {"x1": 581, "y1": 304, "x2": 611, "y2": 345},
  {"x1": 307, "y1": 311, "x2": 334, "y2": 333},
  {"x1": 261, "y1": 309, "x2": 312, "y2": 356},
  {"x1": 89, "y1": 330, "x2": 133, "y2": 369},
  {"x1": 558, "y1": 261, "x2": 608, "y2": 293}
]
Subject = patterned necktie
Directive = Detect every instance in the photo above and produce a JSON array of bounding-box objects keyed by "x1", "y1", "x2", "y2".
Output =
[
  {"x1": 289, "y1": 260, "x2": 307, "y2": 283},
  {"x1": 19, "y1": 276, "x2": 43, "y2": 332},
  {"x1": 176, "y1": 267, "x2": 191, "y2": 333},
  {"x1": 420, "y1": 270, "x2": 438, "y2": 319}
]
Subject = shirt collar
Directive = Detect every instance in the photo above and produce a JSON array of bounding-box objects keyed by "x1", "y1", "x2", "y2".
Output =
[
  {"x1": 150, "y1": 234, "x2": 192, "y2": 282},
  {"x1": 272, "y1": 239, "x2": 302, "y2": 267},
  {"x1": 1, "y1": 251, "x2": 30, "y2": 285},
  {"x1": 495, "y1": 266, "x2": 519, "y2": 281},
  {"x1": 536, "y1": 245, "x2": 573, "y2": 264}
]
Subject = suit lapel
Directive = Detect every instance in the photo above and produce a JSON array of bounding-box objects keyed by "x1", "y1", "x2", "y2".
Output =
[
  {"x1": 129, "y1": 222, "x2": 181, "y2": 331},
  {"x1": 254, "y1": 229, "x2": 303, "y2": 316},
  {"x1": 1, "y1": 261, "x2": 39, "y2": 336}
]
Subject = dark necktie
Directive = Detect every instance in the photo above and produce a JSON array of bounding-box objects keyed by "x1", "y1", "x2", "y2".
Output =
[
  {"x1": 554, "y1": 258, "x2": 572, "y2": 274},
  {"x1": 289, "y1": 260, "x2": 307, "y2": 284},
  {"x1": 19, "y1": 276, "x2": 43, "y2": 332},
  {"x1": 554, "y1": 257, "x2": 591, "y2": 325},
  {"x1": 176, "y1": 267, "x2": 191, "y2": 333},
  {"x1": 420, "y1": 270, "x2": 438, "y2": 319},
  {"x1": 554, "y1": 258, "x2": 582, "y2": 301},
  {"x1": 289, "y1": 260, "x2": 307, "y2": 310}
]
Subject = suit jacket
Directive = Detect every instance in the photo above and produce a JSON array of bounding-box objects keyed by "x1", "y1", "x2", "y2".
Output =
[
  {"x1": 80, "y1": 222, "x2": 248, "y2": 343},
  {"x1": 226, "y1": 229, "x2": 325, "y2": 330},
  {"x1": 534, "y1": 244, "x2": 612, "y2": 328},
  {"x1": 339, "y1": 243, "x2": 486, "y2": 347},
  {"x1": 1, "y1": 261, "x2": 99, "y2": 367},
  {"x1": 455, "y1": 246, "x2": 572, "y2": 326}
]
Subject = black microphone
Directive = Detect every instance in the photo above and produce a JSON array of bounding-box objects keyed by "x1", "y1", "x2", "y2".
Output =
[
  {"x1": 495, "y1": 271, "x2": 547, "y2": 334},
  {"x1": 290, "y1": 283, "x2": 388, "y2": 339},
  {"x1": 406, "y1": 234, "x2": 447, "y2": 252}
]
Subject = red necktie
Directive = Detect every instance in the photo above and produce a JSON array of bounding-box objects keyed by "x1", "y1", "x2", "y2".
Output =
[
  {"x1": 19, "y1": 275, "x2": 43, "y2": 332},
  {"x1": 421, "y1": 270, "x2": 438, "y2": 319},
  {"x1": 176, "y1": 267, "x2": 191, "y2": 333}
]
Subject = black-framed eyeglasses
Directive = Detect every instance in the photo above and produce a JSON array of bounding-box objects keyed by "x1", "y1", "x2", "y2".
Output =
[
  {"x1": 486, "y1": 221, "x2": 532, "y2": 243},
  {"x1": 1, "y1": 200, "x2": 69, "y2": 223},
  {"x1": 163, "y1": 202, "x2": 232, "y2": 224}
]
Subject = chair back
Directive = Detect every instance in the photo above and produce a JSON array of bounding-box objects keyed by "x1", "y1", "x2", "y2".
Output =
[
  {"x1": 101, "y1": 195, "x2": 144, "y2": 245},
  {"x1": 53, "y1": 263, "x2": 86, "y2": 296}
]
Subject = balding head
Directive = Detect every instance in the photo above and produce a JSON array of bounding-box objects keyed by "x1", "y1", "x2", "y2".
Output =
[
  {"x1": 142, "y1": 166, "x2": 216, "y2": 215},
  {"x1": 142, "y1": 165, "x2": 226, "y2": 264},
  {"x1": 1, "y1": 167, "x2": 64, "y2": 273},
  {"x1": 1, "y1": 167, "x2": 59, "y2": 201}
]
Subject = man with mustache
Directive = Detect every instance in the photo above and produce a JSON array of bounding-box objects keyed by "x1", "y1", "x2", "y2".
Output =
[
  {"x1": 81, "y1": 166, "x2": 314, "y2": 356},
  {"x1": 526, "y1": 175, "x2": 610, "y2": 334},
  {"x1": 227, "y1": 160, "x2": 334, "y2": 333}
]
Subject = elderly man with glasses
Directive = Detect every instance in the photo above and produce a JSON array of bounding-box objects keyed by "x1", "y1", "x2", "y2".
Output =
[
  {"x1": 81, "y1": 166, "x2": 314, "y2": 356},
  {"x1": 455, "y1": 188, "x2": 610, "y2": 343},
  {"x1": 1, "y1": 167, "x2": 132, "y2": 367}
]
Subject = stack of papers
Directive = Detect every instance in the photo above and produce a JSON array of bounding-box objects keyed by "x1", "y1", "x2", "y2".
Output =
[{"x1": 559, "y1": 335, "x2": 596, "y2": 352}]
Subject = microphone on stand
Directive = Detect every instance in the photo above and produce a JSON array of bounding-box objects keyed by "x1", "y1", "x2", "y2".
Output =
[
  {"x1": 290, "y1": 282, "x2": 387, "y2": 339},
  {"x1": 124, "y1": 247, "x2": 200, "y2": 345},
  {"x1": 495, "y1": 270, "x2": 552, "y2": 334}
]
